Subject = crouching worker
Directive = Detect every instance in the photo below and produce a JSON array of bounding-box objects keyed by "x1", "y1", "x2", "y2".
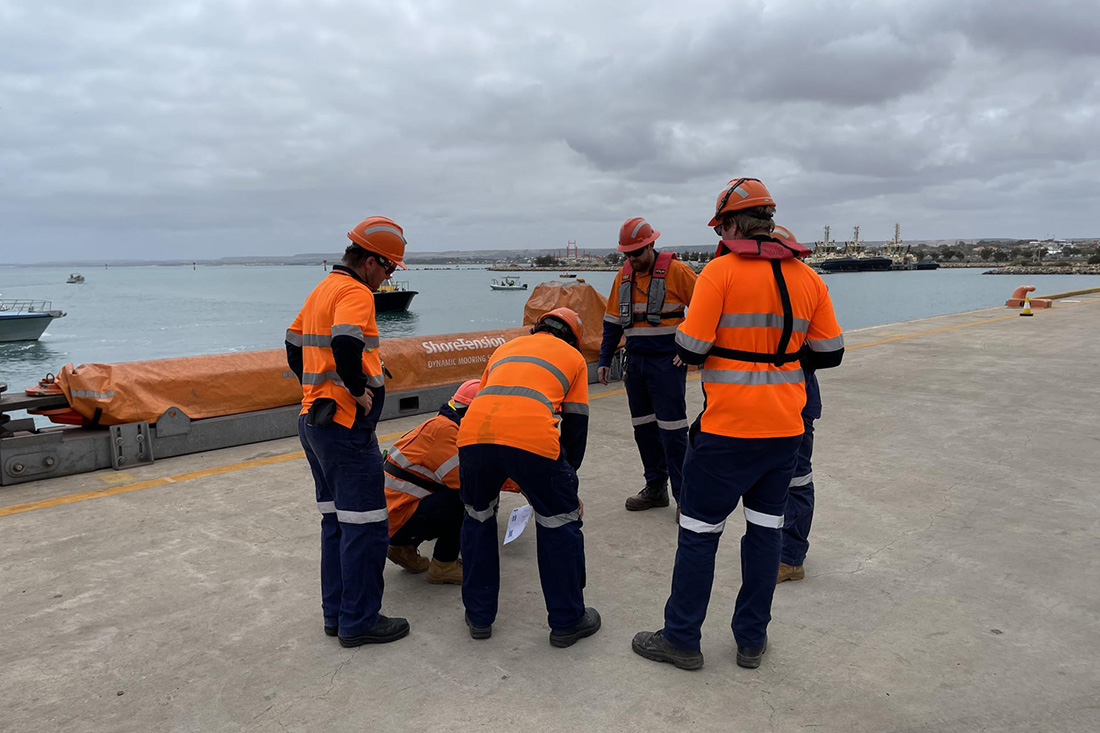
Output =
[
  {"x1": 456, "y1": 308, "x2": 600, "y2": 647},
  {"x1": 384, "y1": 379, "x2": 481, "y2": 585}
]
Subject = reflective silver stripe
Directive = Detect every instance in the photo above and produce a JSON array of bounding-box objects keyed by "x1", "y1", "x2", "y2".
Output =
[
  {"x1": 362, "y1": 336, "x2": 380, "y2": 349},
  {"x1": 388, "y1": 449, "x2": 442, "y2": 483},
  {"x1": 631, "y1": 414, "x2": 657, "y2": 426},
  {"x1": 302, "y1": 333, "x2": 331, "y2": 347},
  {"x1": 604, "y1": 313, "x2": 620, "y2": 324},
  {"x1": 657, "y1": 418, "x2": 689, "y2": 430},
  {"x1": 359, "y1": 225, "x2": 407, "y2": 243},
  {"x1": 464, "y1": 497, "x2": 499, "y2": 522},
  {"x1": 285, "y1": 329, "x2": 303, "y2": 346},
  {"x1": 789, "y1": 472, "x2": 813, "y2": 487},
  {"x1": 632, "y1": 301, "x2": 685, "y2": 312},
  {"x1": 384, "y1": 474, "x2": 432, "y2": 499},
  {"x1": 534, "y1": 509, "x2": 580, "y2": 528},
  {"x1": 631, "y1": 219, "x2": 647, "y2": 238},
  {"x1": 488, "y1": 355, "x2": 570, "y2": 394},
  {"x1": 744, "y1": 507, "x2": 784, "y2": 528},
  {"x1": 302, "y1": 371, "x2": 344, "y2": 386},
  {"x1": 71, "y1": 389, "x2": 115, "y2": 399},
  {"x1": 624, "y1": 326, "x2": 678, "y2": 337},
  {"x1": 317, "y1": 501, "x2": 336, "y2": 514},
  {"x1": 679, "y1": 514, "x2": 726, "y2": 534},
  {"x1": 561, "y1": 402, "x2": 589, "y2": 415},
  {"x1": 477, "y1": 385, "x2": 554, "y2": 412},
  {"x1": 719, "y1": 313, "x2": 810, "y2": 333},
  {"x1": 366, "y1": 373, "x2": 385, "y2": 388},
  {"x1": 807, "y1": 334, "x2": 845, "y2": 352},
  {"x1": 675, "y1": 330, "x2": 713, "y2": 353},
  {"x1": 435, "y1": 453, "x2": 461, "y2": 480},
  {"x1": 331, "y1": 323, "x2": 365, "y2": 341},
  {"x1": 700, "y1": 368, "x2": 805, "y2": 385},
  {"x1": 336, "y1": 508, "x2": 389, "y2": 524}
]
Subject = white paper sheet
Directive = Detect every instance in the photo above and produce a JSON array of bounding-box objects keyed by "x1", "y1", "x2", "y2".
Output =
[{"x1": 503, "y1": 504, "x2": 533, "y2": 545}]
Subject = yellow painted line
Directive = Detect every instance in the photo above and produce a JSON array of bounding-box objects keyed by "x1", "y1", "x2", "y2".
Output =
[
  {"x1": 6, "y1": 299, "x2": 1099, "y2": 519},
  {"x1": 0, "y1": 429, "x2": 407, "y2": 519}
]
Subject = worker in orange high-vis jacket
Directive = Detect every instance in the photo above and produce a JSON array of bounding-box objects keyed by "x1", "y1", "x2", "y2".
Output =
[
  {"x1": 632, "y1": 178, "x2": 844, "y2": 672},
  {"x1": 384, "y1": 379, "x2": 481, "y2": 586},
  {"x1": 456, "y1": 308, "x2": 600, "y2": 648},
  {"x1": 286, "y1": 215, "x2": 410, "y2": 648},
  {"x1": 598, "y1": 217, "x2": 697, "y2": 513}
]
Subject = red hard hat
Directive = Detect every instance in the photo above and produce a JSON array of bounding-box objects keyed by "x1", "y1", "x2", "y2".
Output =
[
  {"x1": 347, "y1": 216, "x2": 408, "y2": 269},
  {"x1": 708, "y1": 178, "x2": 775, "y2": 227},
  {"x1": 452, "y1": 379, "x2": 481, "y2": 406},
  {"x1": 618, "y1": 217, "x2": 661, "y2": 253},
  {"x1": 536, "y1": 307, "x2": 583, "y2": 345}
]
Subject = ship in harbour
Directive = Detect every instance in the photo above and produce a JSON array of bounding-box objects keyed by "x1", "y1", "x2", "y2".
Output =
[{"x1": 808, "y1": 226, "x2": 892, "y2": 272}]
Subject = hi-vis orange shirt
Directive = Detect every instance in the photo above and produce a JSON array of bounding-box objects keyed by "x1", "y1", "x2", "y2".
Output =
[
  {"x1": 384, "y1": 411, "x2": 461, "y2": 536},
  {"x1": 287, "y1": 269, "x2": 384, "y2": 429},
  {"x1": 603, "y1": 255, "x2": 697, "y2": 344},
  {"x1": 676, "y1": 255, "x2": 843, "y2": 438},
  {"x1": 456, "y1": 332, "x2": 589, "y2": 460}
]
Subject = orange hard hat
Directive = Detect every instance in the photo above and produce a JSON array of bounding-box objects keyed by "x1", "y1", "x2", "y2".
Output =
[
  {"x1": 708, "y1": 178, "x2": 775, "y2": 227},
  {"x1": 452, "y1": 379, "x2": 481, "y2": 406},
  {"x1": 618, "y1": 217, "x2": 661, "y2": 253},
  {"x1": 771, "y1": 224, "x2": 795, "y2": 242},
  {"x1": 536, "y1": 306, "x2": 583, "y2": 345},
  {"x1": 347, "y1": 216, "x2": 408, "y2": 269}
]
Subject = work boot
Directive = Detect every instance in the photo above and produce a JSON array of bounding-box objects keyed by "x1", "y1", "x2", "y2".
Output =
[
  {"x1": 736, "y1": 638, "x2": 767, "y2": 669},
  {"x1": 625, "y1": 479, "x2": 670, "y2": 511},
  {"x1": 465, "y1": 612, "x2": 492, "y2": 640},
  {"x1": 777, "y1": 562, "x2": 805, "y2": 583},
  {"x1": 631, "y1": 630, "x2": 704, "y2": 670},
  {"x1": 323, "y1": 624, "x2": 338, "y2": 637},
  {"x1": 549, "y1": 607, "x2": 601, "y2": 648},
  {"x1": 387, "y1": 545, "x2": 429, "y2": 574},
  {"x1": 427, "y1": 558, "x2": 463, "y2": 585},
  {"x1": 338, "y1": 615, "x2": 410, "y2": 647}
]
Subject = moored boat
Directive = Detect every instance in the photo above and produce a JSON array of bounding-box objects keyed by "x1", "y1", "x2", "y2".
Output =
[
  {"x1": 0, "y1": 299, "x2": 66, "y2": 342},
  {"x1": 66, "y1": 273, "x2": 85, "y2": 284},
  {"x1": 373, "y1": 279, "x2": 418, "y2": 312},
  {"x1": 490, "y1": 278, "x2": 528, "y2": 291}
]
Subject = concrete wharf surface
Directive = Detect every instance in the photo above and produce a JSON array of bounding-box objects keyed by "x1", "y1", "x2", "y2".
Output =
[{"x1": 2, "y1": 294, "x2": 1099, "y2": 732}]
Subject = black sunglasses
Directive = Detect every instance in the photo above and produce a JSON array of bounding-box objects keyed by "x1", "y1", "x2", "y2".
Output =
[{"x1": 369, "y1": 253, "x2": 397, "y2": 275}]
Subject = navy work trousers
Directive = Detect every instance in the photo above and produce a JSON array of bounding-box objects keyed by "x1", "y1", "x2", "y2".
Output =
[
  {"x1": 298, "y1": 415, "x2": 389, "y2": 637},
  {"x1": 781, "y1": 417, "x2": 816, "y2": 567},
  {"x1": 663, "y1": 429, "x2": 801, "y2": 650},
  {"x1": 624, "y1": 352, "x2": 689, "y2": 501},
  {"x1": 390, "y1": 489, "x2": 464, "y2": 563},
  {"x1": 459, "y1": 444, "x2": 586, "y2": 631}
]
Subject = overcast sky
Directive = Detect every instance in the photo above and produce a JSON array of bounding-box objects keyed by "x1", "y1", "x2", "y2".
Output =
[{"x1": 2, "y1": 0, "x2": 1097, "y2": 262}]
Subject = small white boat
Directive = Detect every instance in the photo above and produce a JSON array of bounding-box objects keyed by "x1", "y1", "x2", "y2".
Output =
[
  {"x1": 490, "y1": 278, "x2": 528, "y2": 291},
  {"x1": 0, "y1": 299, "x2": 66, "y2": 342},
  {"x1": 559, "y1": 272, "x2": 577, "y2": 278},
  {"x1": 66, "y1": 273, "x2": 85, "y2": 284}
]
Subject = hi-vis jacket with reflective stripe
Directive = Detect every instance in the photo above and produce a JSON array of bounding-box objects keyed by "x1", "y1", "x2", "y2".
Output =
[
  {"x1": 599, "y1": 254, "x2": 697, "y2": 365},
  {"x1": 675, "y1": 252, "x2": 843, "y2": 438},
  {"x1": 287, "y1": 267, "x2": 385, "y2": 429},
  {"x1": 384, "y1": 405, "x2": 462, "y2": 536},
  {"x1": 456, "y1": 332, "x2": 590, "y2": 462}
]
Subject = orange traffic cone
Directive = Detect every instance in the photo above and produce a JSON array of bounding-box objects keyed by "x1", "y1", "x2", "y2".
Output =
[{"x1": 1020, "y1": 294, "x2": 1034, "y2": 317}]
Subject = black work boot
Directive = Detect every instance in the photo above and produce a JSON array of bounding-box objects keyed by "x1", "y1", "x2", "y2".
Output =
[
  {"x1": 736, "y1": 637, "x2": 768, "y2": 669},
  {"x1": 338, "y1": 615, "x2": 410, "y2": 647},
  {"x1": 549, "y1": 607, "x2": 601, "y2": 648},
  {"x1": 625, "y1": 479, "x2": 670, "y2": 511},
  {"x1": 631, "y1": 630, "x2": 704, "y2": 670}
]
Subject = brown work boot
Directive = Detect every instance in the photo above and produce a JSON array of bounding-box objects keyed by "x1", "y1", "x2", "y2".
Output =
[
  {"x1": 387, "y1": 545, "x2": 429, "y2": 574},
  {"x1": 427, "y1": 558, "x2": 463, "y2": 585},
  {"x1": 625, "y1": 479, "x2": 670, "y2": 511},
  {"x1": 777, "y1": 562, "x2": 805, "y2": 583}
]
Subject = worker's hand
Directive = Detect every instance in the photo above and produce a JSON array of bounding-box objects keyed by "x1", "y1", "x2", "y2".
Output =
[
  {"x1": 577, "y1": 499, "x2": 584, "y2": 520},
  {"x1": 597, "y1": 366, "x2": 610, "y2": 385},
  {"x1": 672, "y1": 355, "x2": 684, "y2": 368},
  {"x1": 354, "y1": 390, "x2": 374, "y2": 413}
]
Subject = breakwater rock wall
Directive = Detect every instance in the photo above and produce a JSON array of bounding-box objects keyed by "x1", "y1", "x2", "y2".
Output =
[{"x1": 983, "y1": 265, "x2": 1100, "y2": 275}]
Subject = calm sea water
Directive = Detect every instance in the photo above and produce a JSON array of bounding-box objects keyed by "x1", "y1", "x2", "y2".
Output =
[{"x1": 3, "y1": 264, "x2": 1100, "y2": 401}]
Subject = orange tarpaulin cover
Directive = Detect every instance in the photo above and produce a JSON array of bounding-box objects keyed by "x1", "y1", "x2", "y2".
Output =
[
  {"x1": 522, "y1": 282, "x2": 607, "y2": 363},
  {"x1": 53, "y1": 286, "x2": 604, "y2": 427}
]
